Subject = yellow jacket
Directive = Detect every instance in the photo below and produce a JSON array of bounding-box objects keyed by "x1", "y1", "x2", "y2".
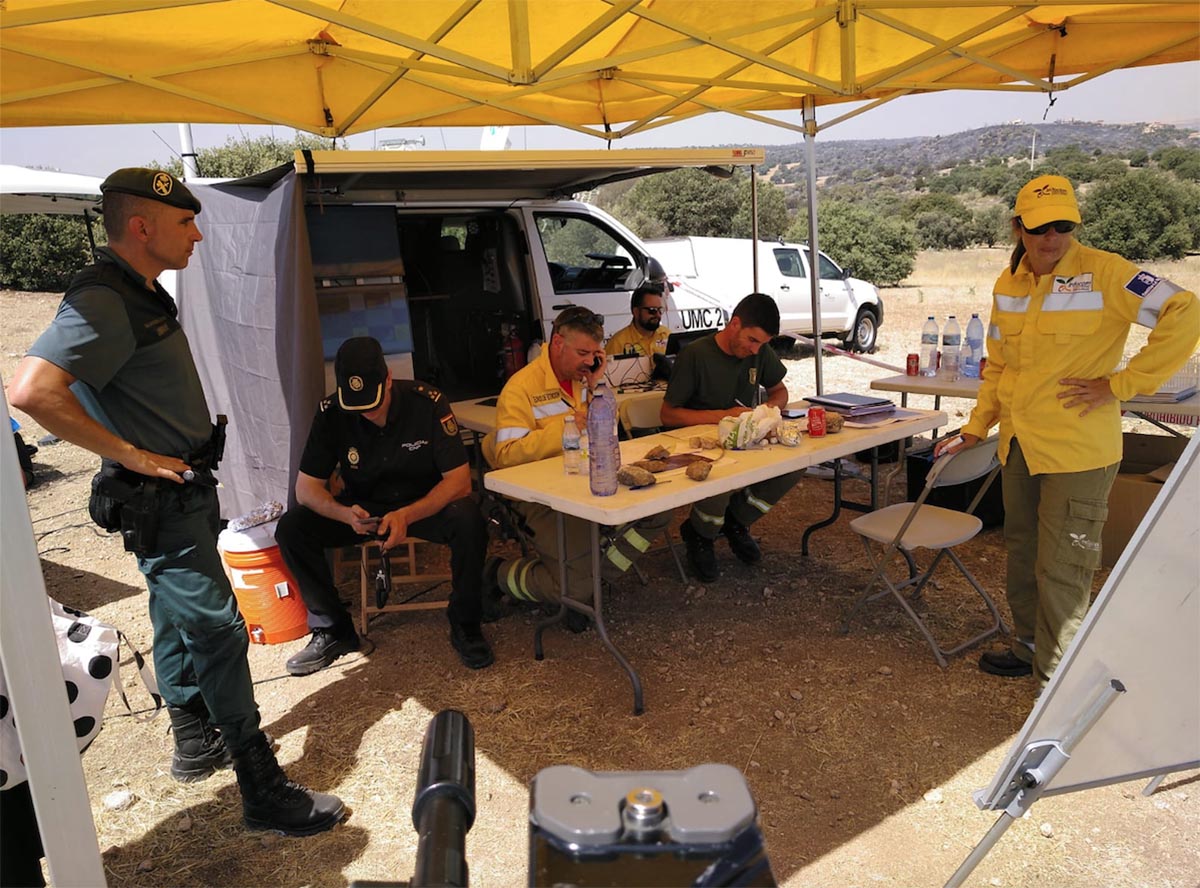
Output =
[
  {"x1": 605, "y1": 322, "x2": 669, "y2": 356},
  {"x1": 963, "y1": 240, "x2": 1199, "y2": 475},
  {"x1": 482, "y1": 347, "x2": 584, "y2": 469}
]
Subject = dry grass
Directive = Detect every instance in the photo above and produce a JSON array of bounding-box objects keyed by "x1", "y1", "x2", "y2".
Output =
[{"x1": 6, "y1": 248, "x2": 1199, "y2": 888}]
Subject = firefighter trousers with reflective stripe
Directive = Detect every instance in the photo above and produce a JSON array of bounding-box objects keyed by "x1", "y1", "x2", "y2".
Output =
[
  {"x1": 496, "y1": 501, "x2": 671, "y2": 604},
  {"x1": 1001, "y1": 438, "x2": 1118, "y2": 684},
  {"x1": 686, "y1": 471, "x2": 803, "y2": 538},
  {"x1": 137, "y1": 484, "x2": 262, "y2": 755}
]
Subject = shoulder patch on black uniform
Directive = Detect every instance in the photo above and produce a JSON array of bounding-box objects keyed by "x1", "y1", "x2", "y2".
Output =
[
  {"x1": 415, "y1": 383, "x2": 444, "y2": 403},
  {"x1": 318, "y1": 396, "x2": 333, "y2": 413},
  {"x1": 440, "y1": 414, "x2": 458, "y2": 436}
]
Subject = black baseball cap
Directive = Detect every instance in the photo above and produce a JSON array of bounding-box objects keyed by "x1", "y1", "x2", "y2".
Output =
[
  {"x1": 334, "y1": 337, "x2": 388, "y2": 411},
  {"x1": 100, "y1": 168, "x2": 202, "y2": 213}
]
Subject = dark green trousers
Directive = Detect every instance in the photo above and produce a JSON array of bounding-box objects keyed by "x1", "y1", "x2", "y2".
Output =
[
  {"x1": 136, "y1": 484, "x2": 261, "y2": 754},
  {"x1": 687, "y1": 470, "x2": 804, "y2": 538}
]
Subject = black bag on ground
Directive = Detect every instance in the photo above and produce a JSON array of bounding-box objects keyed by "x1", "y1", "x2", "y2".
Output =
[{"x1": 907, "y1": 443, "x2": 1005, "y2": 528}]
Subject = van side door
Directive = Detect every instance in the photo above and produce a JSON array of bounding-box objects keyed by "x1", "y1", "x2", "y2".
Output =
[{"x1": 527, "y1": 210, "x2": 643, "y2": 343}]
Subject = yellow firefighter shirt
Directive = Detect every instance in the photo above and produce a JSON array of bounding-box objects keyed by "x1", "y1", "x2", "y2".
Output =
[
  {"x1": 483, "y1": 347, "x2": 584, "y2": 469},
  {"x1": 962, "y1": 240, "x2": 1199, "y2": 475},
  {"x1": 604, "y1": 322, "x2": 669, "y2": 357}
]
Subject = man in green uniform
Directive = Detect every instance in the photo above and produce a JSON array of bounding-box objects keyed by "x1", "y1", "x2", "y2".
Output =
[
  {"x1": 660, "y1": 293, "x2": 802, "y2": 581},
  {"x1": 9, "y1": 168, "x2": 343, "y2": 836}
]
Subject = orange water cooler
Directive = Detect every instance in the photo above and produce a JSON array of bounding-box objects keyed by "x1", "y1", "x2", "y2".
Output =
[{"x1": 217, "y1": 521, "x2": 309, "y2": 644}]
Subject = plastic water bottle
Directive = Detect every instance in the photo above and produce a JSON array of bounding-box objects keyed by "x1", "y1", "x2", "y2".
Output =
[
  {"x1": 963, "y1": 313, "x2": 985, "y2": 379},
  {"x1": 941, "y1": 315, "x2": 962, "y2": 381},
  {"x1": 562, "y1": 419, "x2": 582, "y2": 474},
  {"x1": 919, "y1": 316, "x2": 940, "y2": 377},
  {"x1": 587, "y1": 383, "x2": 620, "y2": 496}
]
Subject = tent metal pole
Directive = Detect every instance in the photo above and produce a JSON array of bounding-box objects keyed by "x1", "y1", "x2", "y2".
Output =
[
  {"x1": 178, "y1": 123, "x2": 199, "y2": 180},
  {"x1": 803, "y1": 98, "x2": 823, "y2": 395},
  {"x1": 751, "y1": 162, "x2": 759, "y2": 292}
]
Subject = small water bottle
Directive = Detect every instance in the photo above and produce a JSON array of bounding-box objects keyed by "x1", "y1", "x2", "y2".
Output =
[
  {"x1": 919, "y1": 316, "x2": 940, "y2": 377},
  {"x1": 562, "y1": 419, "x2": 582, "y2": 474},
  {"x1": 941, "y1": 315, "x2": 962, "y2": 381},
  {"x1": 962, "y1": 313, "x2": 985, "y2": 379},
  {"x1": 587, "y1": 382, "x2": 620, "y2": 496}
]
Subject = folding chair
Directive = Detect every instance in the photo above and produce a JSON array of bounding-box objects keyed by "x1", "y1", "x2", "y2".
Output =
[{"x1": 842, "y1": 435, "x2": 1009, "y2": 668}]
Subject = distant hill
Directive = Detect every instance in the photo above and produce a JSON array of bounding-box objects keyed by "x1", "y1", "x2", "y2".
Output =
[{"x1": 758, "y1": 121, "x2": 1197, "y2": 184}]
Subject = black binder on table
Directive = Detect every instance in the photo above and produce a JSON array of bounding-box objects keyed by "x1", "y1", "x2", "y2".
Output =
[{"x1": 806, "y1": 392, "x2": 895, "y2": 417}]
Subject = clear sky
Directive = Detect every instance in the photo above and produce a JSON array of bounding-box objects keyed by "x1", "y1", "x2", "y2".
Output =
[{"x1": 1, "y1": 62, "x2": 1196, "y2": 177}]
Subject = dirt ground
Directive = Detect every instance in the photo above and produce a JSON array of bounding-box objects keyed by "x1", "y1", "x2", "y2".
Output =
[{"x1": 4, "y1": 249, "x2": 1198, "y2": 887}]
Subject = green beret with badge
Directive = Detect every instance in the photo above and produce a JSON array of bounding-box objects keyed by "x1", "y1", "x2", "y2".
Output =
[{"x1": 100, "y1": 167, "x2": 202, "y2": 213}]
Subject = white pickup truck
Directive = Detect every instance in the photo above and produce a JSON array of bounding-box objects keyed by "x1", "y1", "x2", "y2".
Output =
[{"x1": 645, "y1": 236, "x2": 884, "y2": 352}]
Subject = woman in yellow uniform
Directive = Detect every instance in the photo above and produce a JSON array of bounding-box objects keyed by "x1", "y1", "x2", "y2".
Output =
[{"x1": 939, "y1": 174, "x2": 1199, "y2": 685}]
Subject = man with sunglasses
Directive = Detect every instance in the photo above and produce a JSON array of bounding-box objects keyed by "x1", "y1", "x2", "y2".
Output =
[
  {"x1": 482, "y1": 307, "x2": 670, "y2": 631},
  {"x1": 605, "y1": 283, "x2": 670, "y2": 357},
  {"x1": 935, "y1": 174, "x2": 1198, "y2": 687}
]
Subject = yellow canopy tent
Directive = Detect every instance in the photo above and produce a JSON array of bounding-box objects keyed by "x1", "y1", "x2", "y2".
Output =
[{"x1": 1, "y1": 0, "x2": 1196, "y2": 138}]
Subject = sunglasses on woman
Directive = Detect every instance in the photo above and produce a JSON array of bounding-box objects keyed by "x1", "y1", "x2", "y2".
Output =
[{"x1": 1021, "y1": 219, "x2": 1077, "y2": 236}]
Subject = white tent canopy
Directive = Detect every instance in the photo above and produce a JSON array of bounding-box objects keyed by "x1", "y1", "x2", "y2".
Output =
[{"x1": 0, "y1": 163, "x2": 101, "y2": 215}]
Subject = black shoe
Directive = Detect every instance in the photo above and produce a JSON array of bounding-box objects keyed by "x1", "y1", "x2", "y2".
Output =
[
  {"x1": 721, "y1": 510, "x2": 762, "y2": 564},
  {"x1": 979, "y1": 649, "x2": 1033, "y2": 677},
  {"x1": 564, "y1": 608, "x2": 591, "y2": 634},
  {"x1": 450, "y1": 622, "x2": 495, "y2": 669},
  {"x1": 286, "y1": 628, "x2": 361, "y2": 677},
  {"x1": 679, "y1": 520, "x2": 719, "y2": 582},
  {"x1": 234, "y1": 733, "x2": 344, "y2": 836},
  {"x1": 167, "y1": 705, "x2": 232, "y2": 783}
]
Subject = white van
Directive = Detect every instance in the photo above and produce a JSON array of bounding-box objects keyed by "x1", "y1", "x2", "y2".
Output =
[
  {"x1": 295, "y1": 150, "x2": 752, "y2": 400},
  {"x1": 645, "y1": 236, "x2": 884, "y2": 352}
]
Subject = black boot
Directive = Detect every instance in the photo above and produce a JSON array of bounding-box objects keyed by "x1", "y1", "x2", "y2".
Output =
[
  {"x1": 721, "y1": 508, "x2": 762, "y2": 564},
  {"x1": 680, "y1": 520, "x2": 719, "y2": 581},
  {"x1": 233, "y1": 733, "x2": 344, "y2": 836},
  {"x1": 168, "y1": 704, "x2": 232, "y2": 783}
]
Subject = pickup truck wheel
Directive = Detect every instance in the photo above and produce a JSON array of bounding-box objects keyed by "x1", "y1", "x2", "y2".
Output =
[{"x1": 844, "y1": 307, "x2": 878, "y2": 353}]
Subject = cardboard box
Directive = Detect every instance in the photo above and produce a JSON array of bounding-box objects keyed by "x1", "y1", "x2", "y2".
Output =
[{"x1": 1101, "y1": 433, "x2": 1188, "y2": 567}]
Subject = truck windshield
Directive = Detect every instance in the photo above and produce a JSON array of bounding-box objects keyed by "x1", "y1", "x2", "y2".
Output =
[{"x1": 534, "y1": 213, "x2": 637, "y2": 294}]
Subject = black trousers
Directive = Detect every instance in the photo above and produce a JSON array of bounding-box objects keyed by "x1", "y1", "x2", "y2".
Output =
[
  {"x1": 275, "y1": 496, "x2": 486, "y2": 633},
  {"x1": 1, "y1": 783, "x2": 45, "y2": 888}
]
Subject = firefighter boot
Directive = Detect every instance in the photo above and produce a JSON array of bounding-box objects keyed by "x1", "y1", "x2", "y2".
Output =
[
  {"x1": 168, "y1": 703, "x2": 232, "y2": 783},
  {"x1": 233, "y1": 732, "x2": 344, "y2": 836}
]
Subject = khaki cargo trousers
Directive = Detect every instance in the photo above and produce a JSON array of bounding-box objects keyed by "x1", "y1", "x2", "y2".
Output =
[{"x1": 1002, "y1": 438, "x2": 1119, "y2": 684}]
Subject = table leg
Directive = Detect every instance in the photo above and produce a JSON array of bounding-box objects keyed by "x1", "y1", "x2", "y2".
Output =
[
  {"x1": 802, "y1": 460, "x2": 846, "y2": 556},
  {"x1": 533, "y1": 513, "x2": 569, "y2": 660},
  {"x1": 531, "y1": 516, "x2": 645, "y2": 715}
]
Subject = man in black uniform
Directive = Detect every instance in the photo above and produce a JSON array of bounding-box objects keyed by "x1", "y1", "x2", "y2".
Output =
[
  {"x1": 275, "y1": 336, "x2": 494, "y2": 674},
  {"x1": 10, "y1": 168, "x2": 343, "y2": 837}
]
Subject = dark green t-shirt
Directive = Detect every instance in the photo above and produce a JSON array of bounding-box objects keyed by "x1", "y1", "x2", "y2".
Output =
[
  {"x1": 27, "y1": 248, "x2": 212, "y2": 458},
  {"x1": 663, "y1": 334, "x2": 786, "y2": 414}
]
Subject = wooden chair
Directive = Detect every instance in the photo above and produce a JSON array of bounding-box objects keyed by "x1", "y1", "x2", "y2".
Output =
[{"x1": 338, "y1": 538, "x2": 451, "y2": 636}]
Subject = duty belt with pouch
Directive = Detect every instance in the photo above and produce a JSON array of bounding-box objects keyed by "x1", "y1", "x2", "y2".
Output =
[{"x1": 88, "y1": 459, "x2": 160, "y2": 556}]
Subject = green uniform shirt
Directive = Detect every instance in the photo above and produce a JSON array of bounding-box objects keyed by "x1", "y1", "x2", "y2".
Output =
[
  {"x1": 663, "y1": 334, "x2": 786, "y2": 412},
  {"x1": 27, "y1": 247, "x2": 212, "y2": 458}
]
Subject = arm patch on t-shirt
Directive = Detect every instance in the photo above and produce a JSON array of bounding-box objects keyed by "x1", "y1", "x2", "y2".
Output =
[{"x1": 1125, "y1": 271, "x2": 1162, "y2": 298}]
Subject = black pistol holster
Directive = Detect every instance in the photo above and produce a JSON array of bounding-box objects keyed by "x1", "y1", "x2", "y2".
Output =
[{"x1": 89, "y1": 460, "x2": 160, "y2": 556}]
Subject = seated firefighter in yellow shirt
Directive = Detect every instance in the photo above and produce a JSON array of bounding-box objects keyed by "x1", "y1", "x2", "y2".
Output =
[
  {"x1": 481, "y1": 307, "x2": 670, "y2": 632},
  {"x1": 605, "y1": 284, "x2": 670, "y2": 357}
]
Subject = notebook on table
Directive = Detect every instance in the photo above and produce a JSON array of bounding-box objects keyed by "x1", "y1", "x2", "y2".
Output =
[{"x1": 805, "y1": 391, "x2": 895, "y2": 417}]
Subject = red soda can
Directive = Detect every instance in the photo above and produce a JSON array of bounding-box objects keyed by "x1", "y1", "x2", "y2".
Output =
[
  {"x1": 906, "y1": 353, "x2": 919, "y2": 376},
  {"x1": 808, "y1": 406, "x2": 826, "y2": 437},
  {"x1": 979, "y1": 357, "x2": 988, "y2": 376}
]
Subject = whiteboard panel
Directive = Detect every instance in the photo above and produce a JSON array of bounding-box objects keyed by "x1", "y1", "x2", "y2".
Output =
[{"x1": 978, "y1": 433, "x2": 1200, "y2": 807}]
